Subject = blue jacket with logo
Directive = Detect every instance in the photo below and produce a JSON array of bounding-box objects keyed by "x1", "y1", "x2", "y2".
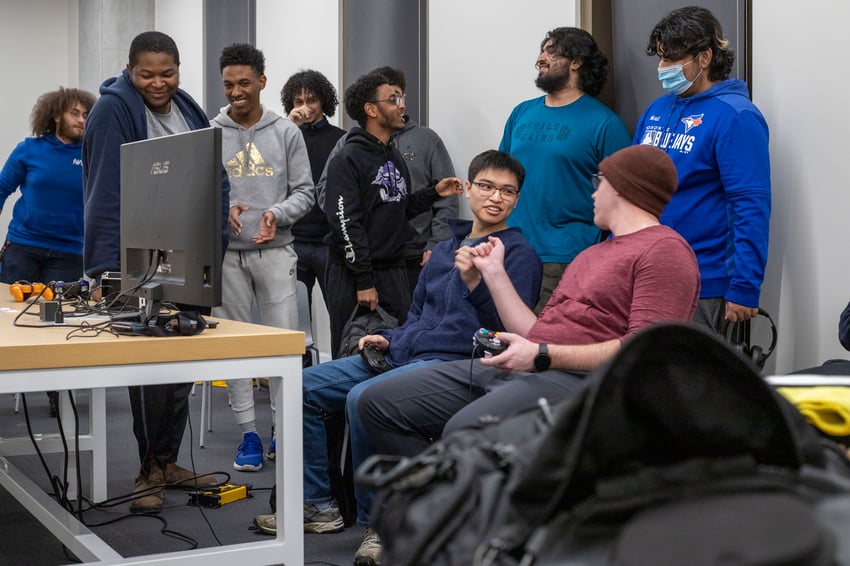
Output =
[{"x1": 634, "y1": 79, "x2": 770, "y2": 307}]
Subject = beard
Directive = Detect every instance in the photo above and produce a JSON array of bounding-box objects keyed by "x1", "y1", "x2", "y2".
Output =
[
  {"x1": 56, "y1": 117, "x2": 83, "y2": 142},
  {"x1": 535, "y1": 68, "x2": 570, "y2": 93}
]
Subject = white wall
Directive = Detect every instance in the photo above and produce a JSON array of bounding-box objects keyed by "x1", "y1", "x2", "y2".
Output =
[
  {"x1": 155, "y1": 0, "x2": 204, "y2": 105},
  {"x1": 256, "y1": 0, "x2": 342, "y2": 125},
  {"x1": 429, "y1": 0, "x2": 578, "y2": 193},
  {"x1": 752, "y1": 0, "x2": 850, "y2": 372},
  {"x1": 0, "y1": 0, "x2": 79, "y2": 242}
]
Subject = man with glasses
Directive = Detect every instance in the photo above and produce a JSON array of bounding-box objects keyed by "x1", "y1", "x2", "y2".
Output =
[
  {"x1": 499, "y1": 27, "x2": 631, "y2": 312},
  {"x1": 322, "y1": 72, "x2": 461, "y2": 359},
  {"x1": 359, "y1": 144, "x2": 700, "y2": 485},
  {"x1": 316, "y1": 66, "x2": 457, "y2": 297},
  {"x1": 635, "y1": 6, "x2": 771, "y2": 333},
  {"x1": 369, "y1": 67, "x2": 458, "y2": 296},
  {"x1": 256, "y1": 150, "x2": 539, "y2": 566}
]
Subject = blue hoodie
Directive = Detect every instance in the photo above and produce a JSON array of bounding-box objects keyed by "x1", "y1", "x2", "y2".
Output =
[
  {"x1": 634, "y1": 79, "x2": 770, "y2": 307},
  {"x1": 382, "y1": 218, "x2": 542, "y2": 365},
  {"x1": 0, "y1": 136, "x2": 84, "y2": 255},
  {"x1": 82, "y1": 69, "x2": 230, "y2": 278}
]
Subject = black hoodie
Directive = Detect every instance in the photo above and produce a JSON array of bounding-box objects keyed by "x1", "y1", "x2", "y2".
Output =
[{"x1": 323, "y1": 127, "x2": 439, "y2": 290}]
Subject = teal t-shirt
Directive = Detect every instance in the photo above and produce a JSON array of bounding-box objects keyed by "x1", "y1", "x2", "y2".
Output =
[{"x1": 499, "y1": 94, "x2": 630, "y2": 263}]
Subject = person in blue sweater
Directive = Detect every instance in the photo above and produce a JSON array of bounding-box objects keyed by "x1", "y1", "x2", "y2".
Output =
[
  {"x1": 0, "y1": 86, "x2": 96, "y2": 417},
  {"x1": 253, "y1": 150, "x2": 541, "y2": 560},
  {"x1": 1, "y1": 87, "x2": 95, "y2": 285},
  {"x1": 82, "y1": 31, "x2": 227, "y2": 513},
  {"x1": 634, "y1": 6, "x2": 771, "y2": 332}
]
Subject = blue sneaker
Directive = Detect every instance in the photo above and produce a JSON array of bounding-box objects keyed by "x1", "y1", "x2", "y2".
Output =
[
  {"x1": 233, "y1": 431, "x2": 263, "y2": 471},
  {"x1": 266, "y1": 428, "x2": 276, "y2": 461}
]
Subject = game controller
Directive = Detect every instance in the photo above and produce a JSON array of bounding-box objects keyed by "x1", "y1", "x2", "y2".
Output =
[
  {"x1": 473, "y1": 328, "x2": 508, "y2": 357},
  {"x1": 361, "y1": 344, "x2": 391, "y2": 374}
]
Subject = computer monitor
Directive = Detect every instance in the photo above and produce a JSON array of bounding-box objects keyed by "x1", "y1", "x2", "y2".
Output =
[{"x1": 119, "y1": 127, "x2": 223, "y2": 317}]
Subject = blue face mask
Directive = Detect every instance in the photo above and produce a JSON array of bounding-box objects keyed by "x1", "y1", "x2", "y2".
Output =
[{"x1": 657, "y1": 58, "x2": 699, "y2": 95}]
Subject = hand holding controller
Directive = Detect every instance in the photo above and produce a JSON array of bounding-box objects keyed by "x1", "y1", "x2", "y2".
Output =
[
  {"x1": 473, "y1": 328, "x2": 508, "y2": 357},
  {"x1": 360, "y1": 344, "x2": 391, "y2": 374}
]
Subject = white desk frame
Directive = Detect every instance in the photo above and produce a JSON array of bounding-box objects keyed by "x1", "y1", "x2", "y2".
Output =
[{"x1": 0, "y1": 340, "x2": 303, "y2": 565}]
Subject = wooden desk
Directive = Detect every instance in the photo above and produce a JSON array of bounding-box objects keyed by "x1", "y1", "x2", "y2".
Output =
[{"x1": 0, "y1": 288, "x2": 305, "y2": 565}]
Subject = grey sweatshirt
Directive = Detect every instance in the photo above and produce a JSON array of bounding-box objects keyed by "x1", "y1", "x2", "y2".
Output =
[{"x1": 211, "y1": 105, "x2": 314, "y2": 251}]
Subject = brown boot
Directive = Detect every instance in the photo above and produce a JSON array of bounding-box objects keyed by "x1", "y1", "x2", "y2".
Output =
[
  {"x1": 163, "y1": 463, "x2": 217, "y2": 487},
  {"x1": 130, "y1": 461, "x2": 165, "y2": 514}
]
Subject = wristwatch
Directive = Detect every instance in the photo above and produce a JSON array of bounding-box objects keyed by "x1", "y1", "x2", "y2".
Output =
[{"x1": 534, "y1": 343, "x2": 551, "y2": 372}]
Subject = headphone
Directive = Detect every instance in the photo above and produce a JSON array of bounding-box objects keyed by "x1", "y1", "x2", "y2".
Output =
[
  {"x1": 9, "y1": 280, "x2": 54, "y2": 302},
  {"x1": 725, "y1": 308, "x2": 777, "y2": 368}
]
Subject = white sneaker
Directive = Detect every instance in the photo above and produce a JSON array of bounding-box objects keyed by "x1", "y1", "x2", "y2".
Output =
[{"x1": 354, "y1": 527, "x2": 381, "y2": 566}]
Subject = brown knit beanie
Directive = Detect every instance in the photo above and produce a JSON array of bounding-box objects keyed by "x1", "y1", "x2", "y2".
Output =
[{"x1": 598, "y1": 145, "x2": 678, "y2": 218}]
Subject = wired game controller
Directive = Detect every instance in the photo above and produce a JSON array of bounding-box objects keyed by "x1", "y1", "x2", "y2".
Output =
[
  {"x1": 360, "y1": 344, "x2": 391, "y2": 374},
  {"x1": 473, "y1": 328, "x2": 508, "y2": 357}
]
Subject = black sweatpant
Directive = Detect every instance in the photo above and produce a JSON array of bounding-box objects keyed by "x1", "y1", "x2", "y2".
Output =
[
  {"x1": 324, "y1": 260, "x2": 411, "y2": 359},
  {"x1": 357, "y1": 359, "x2": 587, "y2": 457}
]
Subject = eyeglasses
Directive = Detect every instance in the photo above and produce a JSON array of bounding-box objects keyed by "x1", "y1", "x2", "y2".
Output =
[
  {"x1": 471, "y1": 181, "x2": 519, "y2": 200},
  {"x1": 591, "y1": 173, "x2": 604, "y2": 190},
  {"x1": 369, "y1": 93, "x2": 406, "y2": 107},
  {"x1": 534, "y1": 44, "x2": 565, "y2": 70},
  {"x1": 66, "y1": 108, "x2": 87, "y2": 119}
]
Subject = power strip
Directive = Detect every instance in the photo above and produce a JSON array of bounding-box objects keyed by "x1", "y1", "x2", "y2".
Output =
[{"x1": 187, "y1": 484, "x2": 251, "y2": 508}]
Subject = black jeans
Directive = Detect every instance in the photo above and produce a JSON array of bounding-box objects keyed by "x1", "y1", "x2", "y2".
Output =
[
  {"x1": 129, "y1": 382, "x2": 193, "y2": 474},
  {"x1": 0, "y1": 241, "x2": 83, "y2": 284},
  {"x1": 294, "y1": 240, "x2": 329, "y2": 315},
  {"x1": 129, "y1": 302, "x2": 209, "y2": 475}
]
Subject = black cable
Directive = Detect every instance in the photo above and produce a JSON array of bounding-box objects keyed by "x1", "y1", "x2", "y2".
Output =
[
  {"x1": 20, "y1": 393, "x2": 71, "y2": 511},
  {"x1": 12, "y1": 284, "x2": 50, "y2": 328},
  {"x1": 82, "y1": 511, "x2": 199, "y2": 550},
  {"x1": 183, "y1": 396, "x2": 225, "y2": 547},
  {"x1": 67, "y1": 390, "x2": 85, "y2": 520}
]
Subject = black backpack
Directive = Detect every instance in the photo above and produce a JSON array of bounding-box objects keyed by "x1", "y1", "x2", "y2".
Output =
[
  {"x1": 336, "y1": 304, "x2": 399, "y2": 359},
  {"x1": 359, "y1": 323, "x2": 850, "y2": 566}
]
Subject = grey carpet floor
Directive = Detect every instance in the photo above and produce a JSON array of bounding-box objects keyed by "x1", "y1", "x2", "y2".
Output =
[{"x1": 0, "y1": 384, "x2": 362, "y2": 565}]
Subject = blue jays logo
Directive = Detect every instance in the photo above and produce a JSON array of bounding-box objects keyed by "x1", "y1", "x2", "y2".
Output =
[
  {"x1": 680, "y1": 113, "x2": 704, "y2": 133},
  {"x1": 372, "y1": 161, "x2": 408, "y2": 202}
]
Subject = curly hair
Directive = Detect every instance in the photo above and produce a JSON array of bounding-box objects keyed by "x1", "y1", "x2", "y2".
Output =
[
  {"x1": 280, "y1": 70, "x2": 339, "y2": 117},
  {"x1": 30, "y1": 87, "x2": 96, "y2": 137},
  {"x1": 129, "y1": 31, "x2": 180, "y2": 67},
  {"x1": 344, "y1": 73, "x2": 388, "y2": 128},
  {"x1": 645, "y1": 6, "x2": 735, "y2": 82},
  {"x1": 219, "y1": 43, "x2": 265, "y2": 75},
  {"x1": 541, "y1": 27, "x2": 608, "y2": 96},
  {"x1": 368, "y1": 66, "x2": 406, "y2": 92},
  {"x1": 468, "y1": 150, "x2": 526, "y2": 192}
]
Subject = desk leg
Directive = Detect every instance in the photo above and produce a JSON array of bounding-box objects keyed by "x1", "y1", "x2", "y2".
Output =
[
  {"x1": 90, "y1": 388, "x2": 108, "y2": 502},
  {"x1": 274, "y1": 359, "x2": 304, "y2": 565}
]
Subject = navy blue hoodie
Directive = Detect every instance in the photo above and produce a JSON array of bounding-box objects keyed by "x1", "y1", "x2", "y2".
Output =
[
  {"x1": 82, "y1": 69, "x2": 230, "y2": 278},
  {"x1": 381, "y1": 219, "x2": 542, "y2": 365}
]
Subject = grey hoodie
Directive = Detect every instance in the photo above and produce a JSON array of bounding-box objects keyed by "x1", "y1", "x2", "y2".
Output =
[{"x1": 211, "y1": 105, "x2": 314, "y2": 251}]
